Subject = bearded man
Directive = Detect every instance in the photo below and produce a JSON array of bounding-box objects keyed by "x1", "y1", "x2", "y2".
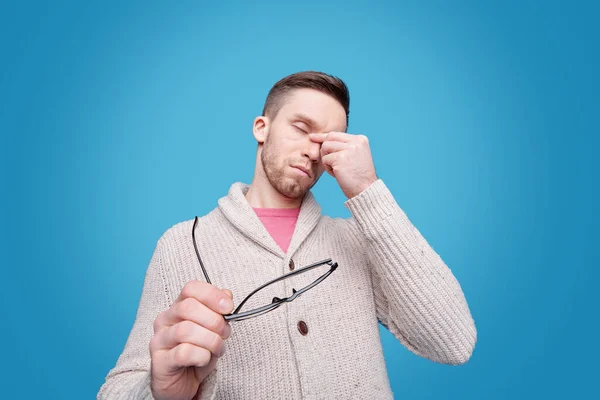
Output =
[{"x1": 98, "y1": 71, "x2": 477, "y2": 400}]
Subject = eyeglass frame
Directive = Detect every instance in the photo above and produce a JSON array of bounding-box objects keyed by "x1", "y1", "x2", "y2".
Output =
[{"x1": 192, "y1": 216, "x2": 338, "y2": 322}]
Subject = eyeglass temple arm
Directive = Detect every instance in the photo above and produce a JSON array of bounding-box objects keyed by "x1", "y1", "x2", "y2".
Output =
[{"x1": 192, "y1": 216, "x2": 211, "y2": 285}]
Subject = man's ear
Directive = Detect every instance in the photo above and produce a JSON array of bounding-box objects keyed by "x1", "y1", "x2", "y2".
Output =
[{"x1": 253, "y1": 116, "x2": 269, "y2": 144}]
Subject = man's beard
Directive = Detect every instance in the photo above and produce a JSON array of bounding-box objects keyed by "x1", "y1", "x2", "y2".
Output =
[{"x1": 260, "y1": 137, "x2": 316, "y2": 200}]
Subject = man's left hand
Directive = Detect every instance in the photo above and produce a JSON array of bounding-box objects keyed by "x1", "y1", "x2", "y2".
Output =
[{"x1": 309, "y1": 132, "x2": 378, "y2": 199}]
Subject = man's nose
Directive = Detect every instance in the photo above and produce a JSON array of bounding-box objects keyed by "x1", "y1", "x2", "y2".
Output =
[{"x1": 304, "y1": 140, "x2": 321, "y2": 162}]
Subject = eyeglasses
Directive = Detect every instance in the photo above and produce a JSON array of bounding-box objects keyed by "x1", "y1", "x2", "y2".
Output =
[{"x1": 192, "y1": 216, "x2": 338, "y2": 322}]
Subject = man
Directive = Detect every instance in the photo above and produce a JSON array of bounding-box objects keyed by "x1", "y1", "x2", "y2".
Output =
[{"x1": 98, "y1": 71, "x2": 477, "y2": 399}]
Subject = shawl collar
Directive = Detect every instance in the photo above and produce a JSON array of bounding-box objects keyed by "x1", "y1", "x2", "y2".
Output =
[{"x1": 217, "y1": 182, "x2": 322, "y2": 258}]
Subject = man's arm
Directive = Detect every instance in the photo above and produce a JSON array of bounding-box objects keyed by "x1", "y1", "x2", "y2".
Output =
[
  {"x1": 97, "y1": 237, "x2": 221, "y2": 400},
  {"x1": 345, "y1": 179, "x2": 477, "y2": 365},
  {"x1": 310, "y1": 131, "x2": 476, "y2": 365}
]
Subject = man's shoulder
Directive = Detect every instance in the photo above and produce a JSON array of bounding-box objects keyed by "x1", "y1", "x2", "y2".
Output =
[
  {"x1": 318, "y1": 213, "x2": 359, "y2": 232},
  {"x1": 156, "y1": 208, "x2": 222, "y2": 248}
]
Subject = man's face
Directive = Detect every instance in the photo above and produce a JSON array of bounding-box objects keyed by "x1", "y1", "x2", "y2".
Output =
[{"x1": 259, "y1": 88, "x2": 347, "y2": 200}]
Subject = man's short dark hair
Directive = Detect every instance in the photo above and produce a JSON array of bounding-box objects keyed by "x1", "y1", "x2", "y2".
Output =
[{"x1": 262, "y1": 71, "x2": 350, "y2": 127}]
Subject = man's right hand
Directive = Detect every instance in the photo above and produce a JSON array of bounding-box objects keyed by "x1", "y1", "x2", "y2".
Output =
[{"x1": 149, "y1": 281, "x2": 234, "y2": 400}]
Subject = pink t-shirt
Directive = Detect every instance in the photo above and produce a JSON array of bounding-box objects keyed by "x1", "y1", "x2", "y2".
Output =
[{"x1": 253, "y1": 208, "x2": 300, "y2": 253}]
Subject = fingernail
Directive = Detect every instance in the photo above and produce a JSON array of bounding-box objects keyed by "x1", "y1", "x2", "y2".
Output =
[{"x1": 220, "y1": 297, "x2": 233, "y2": 313}]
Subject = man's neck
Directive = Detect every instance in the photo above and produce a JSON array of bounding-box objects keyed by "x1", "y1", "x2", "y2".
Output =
[{"x1": 245, "y1": 174, "x2": 303, "y2": 209}]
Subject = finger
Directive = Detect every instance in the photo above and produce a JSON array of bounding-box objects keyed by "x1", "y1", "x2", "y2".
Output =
[
  {"x1": 308, "y1": 133, "x2": 327, "y2": 143},
  {"x1": 222, "y1": 289, "x2": 233, "y2": 300},
  {"x1": 157, "y1": 320, "x2": 226, "y2": 358},
  {"x1": 320, "y1": 141, "x2": 348, "y2": 157},
  {"x1": 321, "y1": 153, "x2": 340, "y2": 168},
  {"x1": 154, "y1": 297, "x2": 231, "y2": 338},
  {"x1": 313, "y1": 131, "x2": 352, "y2": 143},
  {"x1": 321, "y1": 153, "x2": 338, "y2": 176},
  {"x1": 175, "y1": 281, "x2": 234, "y2": 315},
  {"x1": 167, "y1": 342, "x2": 214, "y2": 370}
]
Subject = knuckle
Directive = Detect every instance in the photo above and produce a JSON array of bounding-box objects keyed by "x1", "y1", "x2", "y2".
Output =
[
  {"x1": 196, "y1": 348, "x2": 212, "y2": 366},
  {"x1": 190, "y1": 282, "x2": 218, "y2": 308},
  {"x1": 209, "y1": 332, "x2": 224, "y2": 353},
  {"x1": 153, "y1": 313, "x2": 164, "y2": 333},
  {"x1": 181, "y1": 281, "x2": 199, "y2": 298},
  {"x1": 173, "y1": 344, "x2": 191, "y2": 365},
  {"x1": 178, "y1": 297, "x2": 197, "y2": 316},
  {"x1": 173, "y1": 320, "x2": 194, "y2": 341},
  {"x1": 208, "y1": 313, "x2": 225, "y2": 333},
  {"x1": 149, "y1": 334, "x2": 160, "y2": 352}
]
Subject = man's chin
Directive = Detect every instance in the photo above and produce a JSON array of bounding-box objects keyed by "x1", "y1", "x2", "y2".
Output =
[{"x1": 275, "y1": 177, "x2": 312, "y2": 199}]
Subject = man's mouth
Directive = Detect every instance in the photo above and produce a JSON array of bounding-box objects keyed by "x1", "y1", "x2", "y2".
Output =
[{"x1": 291, "y1": 165, "x2": 311, "y2": 178}]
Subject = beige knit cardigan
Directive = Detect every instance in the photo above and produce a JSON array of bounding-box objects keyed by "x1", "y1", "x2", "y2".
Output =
[{"x1": 98, "y1": 179, "x2": 477, "y2": 399}]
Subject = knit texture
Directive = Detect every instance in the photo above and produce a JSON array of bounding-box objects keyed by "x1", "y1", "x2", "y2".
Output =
[{"x1": 97, "y1": 179, "x2": 477, "y2": 399}]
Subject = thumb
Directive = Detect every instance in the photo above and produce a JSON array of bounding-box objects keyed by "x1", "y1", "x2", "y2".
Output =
[{"x1": 222, "y1": 289, "x2": 233, "y2": 300}]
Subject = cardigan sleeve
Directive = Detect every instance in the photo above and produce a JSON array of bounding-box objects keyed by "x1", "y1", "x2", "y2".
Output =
[
  {"x1": 96, "y1": 237, "x2": 219, "y2": 399},
  {"x1": 345, "y1": 179, "x2": 477, "y2": 365}
]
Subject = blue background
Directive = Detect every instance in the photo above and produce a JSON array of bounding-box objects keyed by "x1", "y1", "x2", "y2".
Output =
[{"x1": 1, "y1": 1, "x2": 598, "y2": 398}]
